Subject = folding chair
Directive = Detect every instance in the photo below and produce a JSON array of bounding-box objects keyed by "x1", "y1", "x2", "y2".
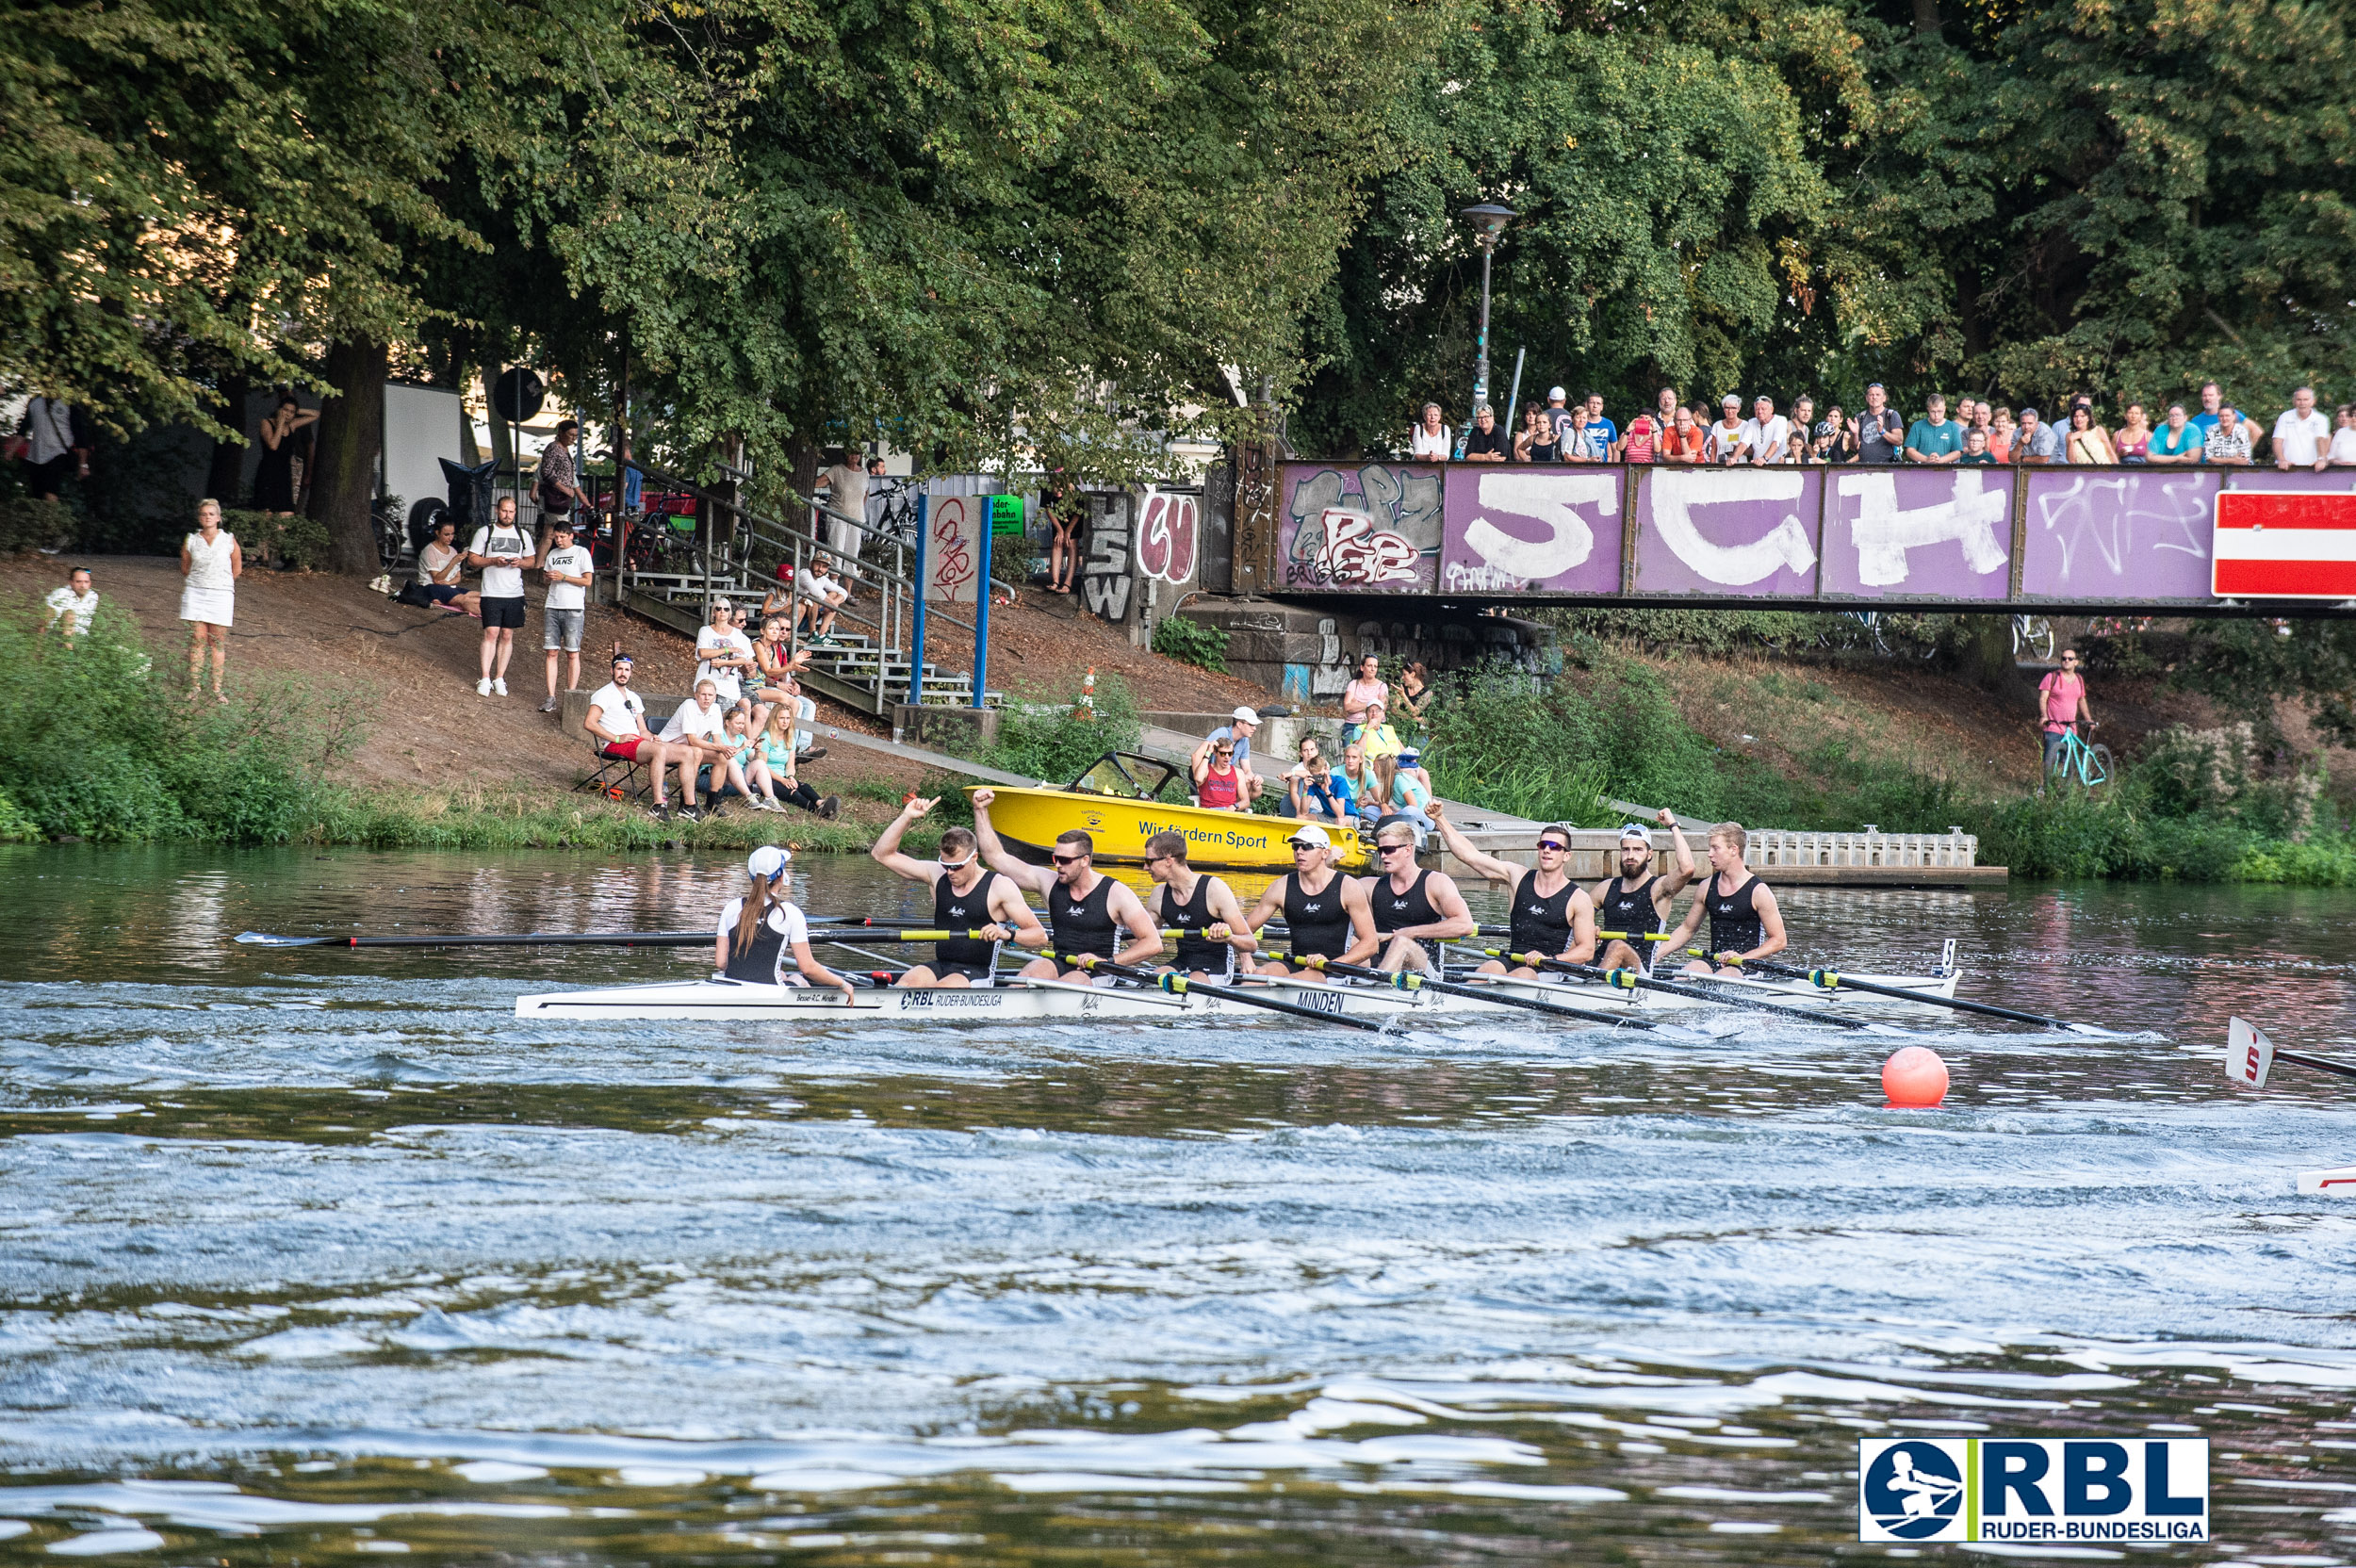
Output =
[{"x1": 576, "y1": 738, "x2": 653, "y2": 804}]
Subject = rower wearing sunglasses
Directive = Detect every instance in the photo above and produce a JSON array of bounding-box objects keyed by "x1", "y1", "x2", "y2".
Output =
[
  {"x1": 871, "y1": 794, "x2": 1047, "y2": 986},
  {"x1": 1426, "y1": 801, "x2": 1595, "y2": 980},
  {"x1": 972, "y1": 790, "x2": 1163, "y2": 983},
  {"x1": 1358, "y1": 815, "x2": 1475, "y2": 973},
  {"x1": 1588, "y1": 807, "x2": 1695, "y2": 972},
  {"x1": 1242, "y1": 823, "x2": 1378, "y2": 977}
]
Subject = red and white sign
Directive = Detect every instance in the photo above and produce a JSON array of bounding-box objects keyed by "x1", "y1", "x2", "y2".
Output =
[{"x1": 2213, "y1": 490, "x2": 2356, "y2": 597}]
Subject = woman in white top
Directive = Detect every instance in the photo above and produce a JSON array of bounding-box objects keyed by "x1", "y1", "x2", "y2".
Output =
[
  {"x1": 1409, "y1": 403, "x2": 1452, "y2": 461},
  {"x1": 715, "y1": 846, "x2": 853, "y2": 997},
  {"x1": 179, "y1": 498, "x2": 242, "y2": 701},
  {"x1": 2332, "y1": 404, "x2": 2356, "y2": 466}
]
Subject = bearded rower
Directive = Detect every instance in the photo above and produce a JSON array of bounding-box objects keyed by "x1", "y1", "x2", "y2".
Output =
[
  {"x1": 1140, "y1": 831, "x2": 1257, "y2": 980},
  {"x1": 1427, "y1": 801, "x2": 1593, "y2": 978},
  {"x1": 1358, "y1": 815, "x2": 1475, "y2": 972},
  {"x1": 871, "y1": 795, "x2": 1047, "y2": 986},
  {"x1": 1588, "y1": 807, "x2": 1695, "y2": 972},
  {"x1": 1243, "y1": 824, "x2": 1377, "y2": 976},
  {"x1": 972, "y1": 790, "x2": 1163, "y2": 982},
  {"x1": 1661, "y1": 821, "x2": 1788, "y2": 977}
]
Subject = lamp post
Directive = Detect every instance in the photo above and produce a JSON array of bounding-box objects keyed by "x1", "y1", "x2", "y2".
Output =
[{"x1": 1460, "y1": 204, "x2": 1515, "y2": 413}]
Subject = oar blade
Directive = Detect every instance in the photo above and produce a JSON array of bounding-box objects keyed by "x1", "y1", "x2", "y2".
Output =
[
  {"x1": 2228, "y1": 1016, "x2": 2274, "y2": 1089},
  {"x1": 235, "y1": 931, "x2": 335, "y2": 947}
]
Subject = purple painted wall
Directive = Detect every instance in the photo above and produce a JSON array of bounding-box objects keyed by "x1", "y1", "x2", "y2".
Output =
[
  {"x1": 2018, "y1": 468, "x2": 2218, "y2": 599},
  {"x1": 1629, "y1": 467, "x2": 1824, "y2": 596},
  {"x1": 1821, "y1": 466, "x2": 2012, "y2": 599},
  {"x1": 1277, "y1": 463, "x2": 1444, "y2": 593},
  {"x1": 1437, "y1": 466, "x2": 1625, "y2": 594}
]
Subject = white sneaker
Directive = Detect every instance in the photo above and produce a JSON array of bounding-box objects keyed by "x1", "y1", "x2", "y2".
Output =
[
  {"x1": 476, "y1": 677, "x2": 494, "y2": 696},
  {"x1": 492, "y1": 678, "x2": 508, "y2": 696}
]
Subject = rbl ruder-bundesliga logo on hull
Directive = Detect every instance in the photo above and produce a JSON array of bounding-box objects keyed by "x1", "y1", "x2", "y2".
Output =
[{"x1": 1858, "y1": 1437, "x2": 2208, "y2": 1544}]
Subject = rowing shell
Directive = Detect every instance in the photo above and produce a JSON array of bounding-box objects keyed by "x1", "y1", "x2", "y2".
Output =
[{"x1": 513, "y1": 966, "x2": 1959, "y2": 1024}]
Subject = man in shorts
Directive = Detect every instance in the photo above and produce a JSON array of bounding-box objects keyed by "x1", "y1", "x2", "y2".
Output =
[
  {"x1": 467, "y1": 495, "x2": 537, "y2": 696},
  {"x1": 584, "y1": 653, "x2": 704, "y2": 821},
  {"x1": 539, "y1": 517, "x2": 595, "y2": 713}
]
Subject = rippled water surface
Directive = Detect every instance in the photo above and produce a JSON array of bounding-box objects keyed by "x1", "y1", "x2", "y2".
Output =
[{"x1": 4, "y1": 843, "x2": 2355, "y2": 1564}]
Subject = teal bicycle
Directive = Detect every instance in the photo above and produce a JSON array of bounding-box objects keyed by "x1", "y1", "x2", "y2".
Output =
[{"x1": 2044, "y1": 723, "x2": 2113, "y2": 792}]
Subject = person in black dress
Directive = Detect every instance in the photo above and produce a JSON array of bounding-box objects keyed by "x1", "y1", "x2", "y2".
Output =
[{"x1": 252, "y1": 394, "x2": 318, "y2": 514}]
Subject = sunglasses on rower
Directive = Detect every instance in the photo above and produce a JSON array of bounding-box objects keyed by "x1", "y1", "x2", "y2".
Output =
[
  {"x1": 1537, "y1": 839, "x2": 1569, "y2": 854},
  {"x1": 1051, "y1": 852, "x2": 1087, "y2": 866}
]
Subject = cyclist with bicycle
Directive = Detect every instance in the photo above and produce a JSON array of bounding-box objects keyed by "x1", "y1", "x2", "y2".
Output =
[{"x1": 2037, "y1": 647, "x2": 2094, "y2": 780}]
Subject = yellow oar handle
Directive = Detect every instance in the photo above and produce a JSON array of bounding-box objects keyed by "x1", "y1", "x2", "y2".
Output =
[{"x1": 1595, "y1": 930, "x2": 1675, "y2": 941}]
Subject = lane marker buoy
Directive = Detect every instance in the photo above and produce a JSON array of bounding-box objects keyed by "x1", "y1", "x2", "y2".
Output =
[{"x1": 1882, "y1": 1046, "x2": 1948, "y2": 1108}]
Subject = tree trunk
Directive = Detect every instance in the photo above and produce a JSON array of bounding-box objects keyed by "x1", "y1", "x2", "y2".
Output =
[
  {"x1": 1911, "y1": 0, "x2": 1942, "y2": 33},
  {"x1": 1950, "y1": 614, "x2": 2019, "y2": 693},
  {"x1": 205, "y1": 371, "x2": 250, "y2": 505},
  {"x1": 309, "y1": 337, "x2": 386, "y2": 576}
]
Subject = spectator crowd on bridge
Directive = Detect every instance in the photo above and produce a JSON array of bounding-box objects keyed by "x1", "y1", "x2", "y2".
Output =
[{"x1": 1418, "y1": 382, "x2": 2356, "y2": 470}]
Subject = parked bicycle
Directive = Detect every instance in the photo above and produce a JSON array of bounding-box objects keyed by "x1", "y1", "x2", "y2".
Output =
[{"x1": 2010, "y1": 614, "x2": 2055, "y2": 662}]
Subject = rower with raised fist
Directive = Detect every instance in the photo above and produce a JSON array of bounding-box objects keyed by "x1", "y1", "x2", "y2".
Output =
[
  {"x1": 1140, "y1": 830, "x2": 1257, "y2": 982},
  {"x1": 1428, "y1": 801, "x2": 1595, "y2": 980},
  {"x1": 970, "y1": 791, "x2": 1162, "y2": 984},
  {"x1": 715, "y1": 846, "x2": 853, "y2": 1000},
  {"x1": 1661, "y1": 822, "x2": 1788, "y2": 977},
  {"x1": 1588, "y1": 808, "x2": 1696, "y2": 973},
  {"x1": 871, "y1": 795, "x2": 1046, "y2": 987}
]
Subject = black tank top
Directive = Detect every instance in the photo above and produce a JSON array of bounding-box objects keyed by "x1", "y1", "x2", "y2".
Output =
[
  {"x1": 1283, "y1": 870, "x2": 1352, "y2": 958},
  {"x1": 1706, "y1": 873, "x2": 1764, "y2": 956},
  {"x1": 721, "y1": 901, "x2": 788, "y2": 983},
  {"x1": 1049, "y1": 873, "x2": 1121, "y2": 956},
  {"x1": 1509, "y1": 870, "x2": 1578, "y2": 957},
  {"x1": 933, "y1": 868, "x2": 1001, "y2": 971},
  {"x1": 1370, "y1": 871, "x2": 1441, "y2": 956},
  {"x1": 1598, "y1": 874, "x2": 1662, "y2": 941},
  {"x1": 1162, "y1": 874, "x2": 1233, "y2": 977},
  {"x1": 1530, "y1": 436, "x2": 1558, "y2": 462}
]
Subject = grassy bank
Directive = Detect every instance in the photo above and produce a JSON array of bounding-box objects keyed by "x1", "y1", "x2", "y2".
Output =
[{"x1": 1422, "y1": 651, "x2": 2356, "y2": 886}]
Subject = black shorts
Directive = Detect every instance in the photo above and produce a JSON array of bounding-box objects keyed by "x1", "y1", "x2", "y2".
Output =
[
  {"x1": 920, "y1": 962, "x2": 993, "y2": 984},
  {"x1": 424, "y1": 583, "x2": 464, "y2": 606},
  {"x1": 480, "y1": 595, "x2": 527, "y2": 629}
]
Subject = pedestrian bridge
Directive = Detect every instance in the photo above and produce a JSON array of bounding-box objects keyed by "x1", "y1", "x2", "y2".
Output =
[{"x1": 1243, "y1": 460, "x2": 2356, "y2": 612}]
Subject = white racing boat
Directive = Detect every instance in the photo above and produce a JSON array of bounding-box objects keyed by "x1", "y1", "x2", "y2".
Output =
[{"x1": 513, "y1": 947, "x2": 1963, "y2": 1026}]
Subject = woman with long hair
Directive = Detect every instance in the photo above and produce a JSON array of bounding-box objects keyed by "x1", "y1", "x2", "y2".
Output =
[
  {"x1": 715, "y1": 845, "x2": 854, "y2": 996},
  {"x1": 179, "y1": 498, "x2": 242, "y2": 702},
  {"x1": 252, "y1": 394, "x2": 317, "y2": 515},
  {"x1": 756, "y1": 706, "x2": 842, "y2": 817},
  {"x1": 2113, "y1": 402, "x2": 2152, "y2": 464},
  {"x1": 2065, "y1": 401, "x2": 2119, "y2": 466}
]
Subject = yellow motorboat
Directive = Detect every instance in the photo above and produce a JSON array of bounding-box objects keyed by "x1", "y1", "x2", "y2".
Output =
[{"x1": 966, "y1": 752, "x2": 1370, "y2": 872}]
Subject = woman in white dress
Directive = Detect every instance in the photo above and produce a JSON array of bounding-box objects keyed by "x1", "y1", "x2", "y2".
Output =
[{"x1": 179, "y1": 498, "x2": 243, "y2": 701}]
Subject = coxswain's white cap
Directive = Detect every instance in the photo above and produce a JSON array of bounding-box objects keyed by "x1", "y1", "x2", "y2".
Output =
[
  {"x1": 1287, "y1": 824, "x2": 1333, "y2": 848},
  {"x1": 1232, "y1": 706, "x2": 1260, "y2": 725},
  {"x1": 746, "y1": 845, "x2": 792, "y2": 878}
]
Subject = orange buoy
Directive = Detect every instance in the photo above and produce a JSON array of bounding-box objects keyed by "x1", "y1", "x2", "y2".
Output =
[{"x1": 1882, "y1": 1046, "x2": 1949, "y2": 1108}]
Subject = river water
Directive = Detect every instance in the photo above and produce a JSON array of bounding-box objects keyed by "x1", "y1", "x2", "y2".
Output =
[{"x1": 2, "y1": 844, "x2": 2353, "y2": 1564}]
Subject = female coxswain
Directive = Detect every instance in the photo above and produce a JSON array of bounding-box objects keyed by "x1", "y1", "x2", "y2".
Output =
[{"x1": 715, "y1": 846, "x2": 855, "y2": 1000}]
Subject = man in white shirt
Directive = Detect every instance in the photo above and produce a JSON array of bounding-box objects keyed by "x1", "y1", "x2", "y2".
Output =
[
  {"x1": 817, "y1": 449, "x2": 869, "y2": 579},
  {"x1": 538, "y1": 518, "x2": 595, "y2": 713},
  {"x1": 660, "y1": 679, "x2": 739, "y2": 812},
  {"x1": 466, "y1": 495, "x2": 538, "y2": 696},
  {"x1": 584, "y1": 653, "x2": 703, "y2": 822},
  {"x1": 2274, "y1": 386, "x2": 2331, "y2": 472},
  {"x1": 43, "y1": 567, "x2": 98, "y2": 638},
  {"x1": 1409, "y1": 403, "x2": 1452, "y2": 460},
  {"x1": 695, "y1": 600, "x2": 760, "y2": 709},
  {"x1": 794, "y1": 559, "x2": 851, "y2": 644},
  {"x1": 1738, "y1": 395, "x2": 1791, "y2": 464}
]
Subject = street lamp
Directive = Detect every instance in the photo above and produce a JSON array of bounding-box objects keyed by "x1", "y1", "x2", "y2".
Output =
[{"x1": 1460, "y1": 204, "x2": 1515, "y2": 411}]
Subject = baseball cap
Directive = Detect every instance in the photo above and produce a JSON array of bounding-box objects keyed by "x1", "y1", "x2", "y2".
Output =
[
  {"x1": 746, "y1": 845, "x2": 793, "y2": 878},
  {"x1": 1287, "y1": 824, "x2": 1333, "y2": 848},
  {"x1": 1548, "y1": 385, "x2": 1566, "y2": 400},
  {"x1": 1619, "y1": 822, "x2": 1652, "y2": 843},
  {"x1": 1231, "y1": 706, "x2": 1260, "y2": 725}
]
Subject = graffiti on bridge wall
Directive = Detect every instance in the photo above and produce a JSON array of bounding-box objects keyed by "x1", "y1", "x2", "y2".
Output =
[
  {"x1": 1279, "y1": 465, "x2": 1444, "y2": 591},
  {"x1": 1081, "y1": 495, "x2": 1133, "y2": 620}
]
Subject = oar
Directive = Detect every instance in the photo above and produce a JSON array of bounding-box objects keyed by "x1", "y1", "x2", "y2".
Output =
[
  {"x1": 1710, "y1": 953, "x2": 2110, "y2": 1036},
  {"x1": 1478, "y1": 948, "x2": 1880, "y2": 1032},
  {"x1": 238, "y1": 925, "x2": 1053, "y2": 951},
  {"x1": 1286, "y1": 954, "x2": 1658, "y2": 1030},
  {"x1": 1047, "y1": 952, "x2": 1388, "y2": 1033}
]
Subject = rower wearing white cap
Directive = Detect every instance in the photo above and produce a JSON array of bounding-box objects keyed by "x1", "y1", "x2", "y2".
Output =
[
  {"x1": 715, "y1": 846, "x2": 854, "y2": 1000},
  {"x1": 1588, "y1": 807, "x2": 1695, "y2": 972},
  {"x1": 1242, "y1": 823, "x2": 1377, "y2": 976},
  {"x1": 1426, "y1": 801, "x2": 1594, "y2": 979},
  {"x1": 1193, "y1": 706, "x2": 1263, "y2": 803}
]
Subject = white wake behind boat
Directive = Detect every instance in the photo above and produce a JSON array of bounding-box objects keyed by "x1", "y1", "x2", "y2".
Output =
[{"x1": 513, "y1": 961, "x2": 1961, "y2": 1025}]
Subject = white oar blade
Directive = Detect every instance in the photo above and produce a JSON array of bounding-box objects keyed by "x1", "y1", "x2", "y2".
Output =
[
  {"x1": 2227, "y1": 1017, "x2": 2275, "y2": 1089},
  {"x1": 236, "y1": 931, "x2": 325, "y2": 947},
  {"x1": 2299, "y1": 1168, "x2": 2356, "y2": 1196}
]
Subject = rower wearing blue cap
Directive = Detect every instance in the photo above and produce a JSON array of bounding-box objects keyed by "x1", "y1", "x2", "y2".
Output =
[
  {"x1": 715, "y1": 845, "x2": 854, "y2": 999},
  {"x1": 1588, "y1": 807, "x2": 1695, "y2": 972}
]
